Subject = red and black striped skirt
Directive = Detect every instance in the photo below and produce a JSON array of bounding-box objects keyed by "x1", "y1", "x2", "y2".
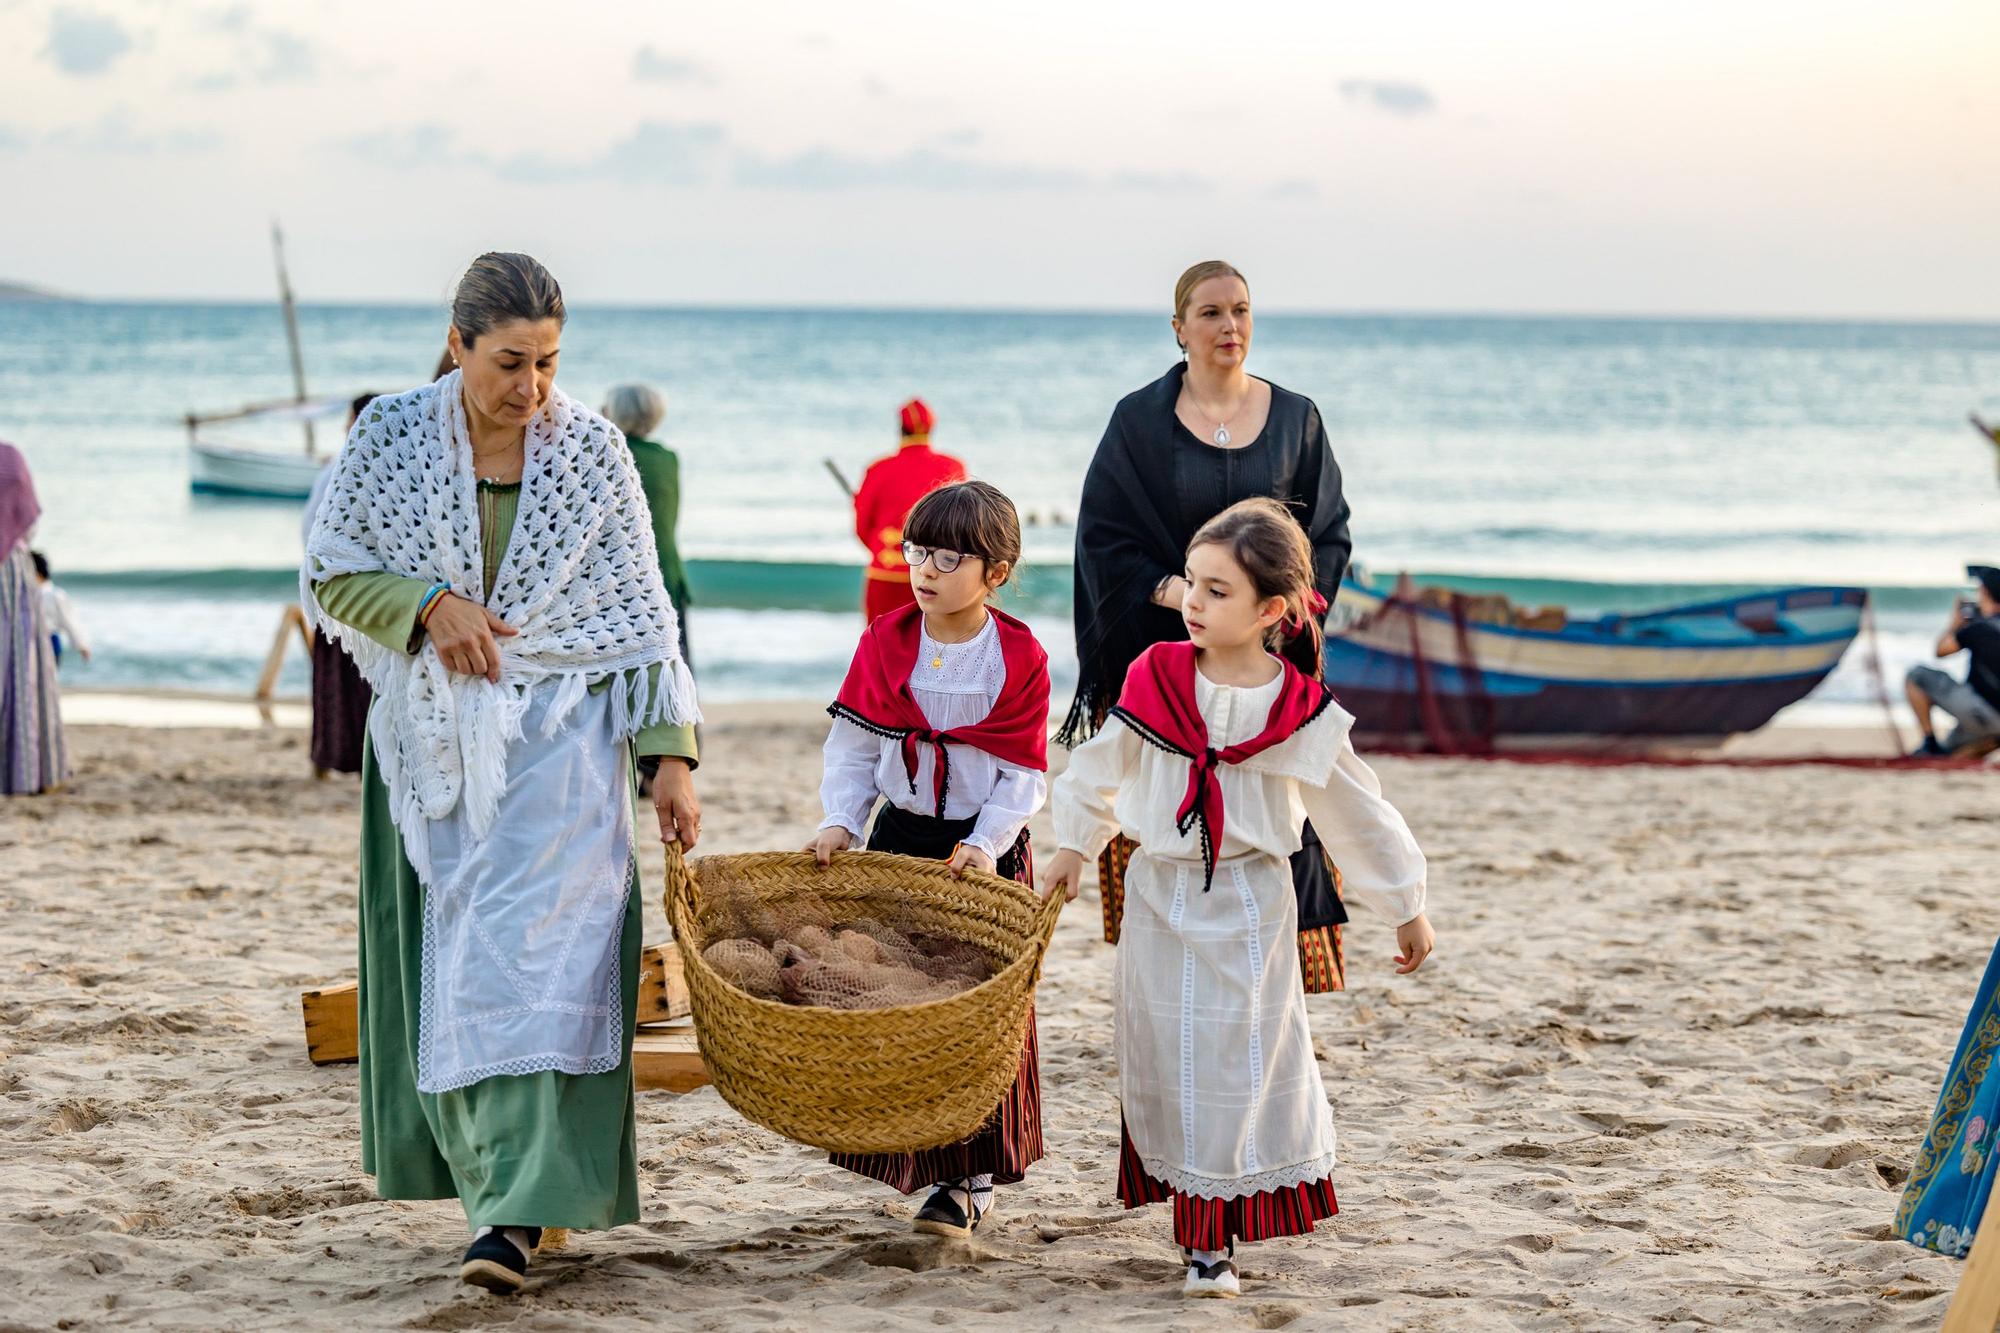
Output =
[
  {"x1": 828, "y1": 806, "x2": 1045, "y2": 1193},
  {"x1": 1115, "y1": 1120, "x2": 1339, "y2": 1251}
]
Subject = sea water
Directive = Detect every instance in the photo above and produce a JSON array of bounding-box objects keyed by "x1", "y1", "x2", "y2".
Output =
[{"x1": 4, "y1": 302, "x2": 1996, "y2": 718}]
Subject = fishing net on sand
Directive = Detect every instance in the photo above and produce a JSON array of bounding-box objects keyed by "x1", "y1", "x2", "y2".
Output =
[{"x1": 698, "y1": 883, "x2": 996, "y2": 1010}]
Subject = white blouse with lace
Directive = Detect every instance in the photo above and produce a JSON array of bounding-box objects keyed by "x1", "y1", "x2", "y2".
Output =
[
  {"x1": 819, "y1": 613, "x2": 1048, "y2": 861},
  {"x1": 1053, "y1": 669, "x2": 1427, "y2": 926}
]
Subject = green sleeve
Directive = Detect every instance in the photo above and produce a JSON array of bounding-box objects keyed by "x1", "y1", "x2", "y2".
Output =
[
  {"x1": 637, "y1": 720, "x2": 698, "y2": 766},
  {"x1": 625, "y1": 658, "x2": 698, "y2": 765},
  {"x1": 315, "y1": 573, "x2": 434, "y2": 654}
]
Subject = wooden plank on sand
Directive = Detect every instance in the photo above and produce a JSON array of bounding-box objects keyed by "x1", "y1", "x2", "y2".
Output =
[
  {"x1": 302, "y1": 942, "x2": 693, "y2": 1066},
  {"x1": 632, "y1": 1029, "x2": 708, "y2": 1093},
  {"x1": 1943, "y1": 1182, "x2": 2000, "y2": 1333},
  {"x1": 302, "y1": 980, "x2": 359, "y2": 1066}
]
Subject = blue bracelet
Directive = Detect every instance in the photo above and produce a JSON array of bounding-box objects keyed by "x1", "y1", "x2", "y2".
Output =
[{"x1": 417, "y1": 583, "x2": 450, "y2": 625}]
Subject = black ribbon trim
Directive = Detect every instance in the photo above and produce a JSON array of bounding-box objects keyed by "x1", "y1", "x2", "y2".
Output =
[
  {"x1": 1107, "y1": 688, "x2": 1335, "y2": 894},
  {"x1": 826, "y1": 703, "x2": 955, "y2": 820}
]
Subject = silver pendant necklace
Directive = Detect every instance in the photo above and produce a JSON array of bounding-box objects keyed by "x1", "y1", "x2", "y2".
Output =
[{"x1": 1189, "y1": 386, "x2": 1242, "y2": 446}]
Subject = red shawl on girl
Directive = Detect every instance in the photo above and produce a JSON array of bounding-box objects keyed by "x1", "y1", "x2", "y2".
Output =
[
  {"x1": 829, "y1": 603, "x2": 1051, "y2": 817},
  {"x1": 1109, "y1": 641, "x2": 1332, "y2": 891}
]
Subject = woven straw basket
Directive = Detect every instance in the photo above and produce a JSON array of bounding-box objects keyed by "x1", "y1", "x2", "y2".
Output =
[{"x1": 664, "y1": 844, "x2": 1064, "y2": 1154}]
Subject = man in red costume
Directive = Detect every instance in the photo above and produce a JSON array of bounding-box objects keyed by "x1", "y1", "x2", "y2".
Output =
[{"x1": 853, "y1": 398, "x2": 967, "y2": 621}]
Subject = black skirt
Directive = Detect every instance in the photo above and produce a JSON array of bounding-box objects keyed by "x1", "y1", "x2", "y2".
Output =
[
  {"x1": 827, "y1": 803, "x2": 1044, "y2": 1192},
  {"x1": 309, "y1": 628, "x2": 371, "y2": 775}
]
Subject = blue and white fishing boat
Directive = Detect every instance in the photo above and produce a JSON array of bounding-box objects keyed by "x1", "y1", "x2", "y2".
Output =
[{"x1": 1326, "y1": 572, "x2": 1867, "y2": 743}]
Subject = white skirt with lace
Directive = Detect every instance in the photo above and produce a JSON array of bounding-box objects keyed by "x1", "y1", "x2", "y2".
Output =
[{"x1": 1114, "y1": 847, "x2": 1337, "y2": 1198}]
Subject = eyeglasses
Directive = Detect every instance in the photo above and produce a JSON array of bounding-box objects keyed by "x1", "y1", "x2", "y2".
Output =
[{"x1": 902, "y1": 541, "x2": 980, "y2": 574}]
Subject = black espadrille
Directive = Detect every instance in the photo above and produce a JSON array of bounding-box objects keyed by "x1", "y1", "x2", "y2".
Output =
[
  {"x1": 912, "y1": 1183, "x2": 989, "y2": 1238},
  {"x1": 458, "y1": 1228, "x2": 538, "y2": 1294}
]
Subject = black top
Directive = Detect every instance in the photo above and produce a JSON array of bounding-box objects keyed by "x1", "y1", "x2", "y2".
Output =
[
  {"x1": 1060, "y1": 361, "x2": 1353, "y2": 743},
  {"x1": 1960, "y1": 616, "x2": 2000, "y2": 711}
]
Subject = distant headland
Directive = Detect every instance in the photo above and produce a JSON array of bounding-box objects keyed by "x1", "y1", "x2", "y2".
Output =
[{"x1": 0, "y1": 281, "x2": 72, "y2": 302}]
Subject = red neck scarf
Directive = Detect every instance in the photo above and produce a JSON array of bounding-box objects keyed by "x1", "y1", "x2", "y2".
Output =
[
  {"x1": 1110, "y1": 641, "x2": 1332, "y2": 891},
  {"x1": 830, "y1": 603, "x2": 1051, "y2": 817}
]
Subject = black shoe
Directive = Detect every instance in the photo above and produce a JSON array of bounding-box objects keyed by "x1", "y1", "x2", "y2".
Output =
[
  {"x1": 1911, "y1": 737, "x2": 1949, "y2": 758},
  {"x1": 1180, "y1": 1243, "x2": 1241, "y2": 1299},
  {"x1": 913, "y1": 1184, "x2": 988, "y2": 1238},
  {"x1": 458, "y1": 1229, "x2": 535, "y2": 1293}
]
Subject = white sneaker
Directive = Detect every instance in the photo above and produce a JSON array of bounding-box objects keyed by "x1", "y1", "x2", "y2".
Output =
[{"x1": 1182, "y1": 1255, "x2": 1240, "y2": 1299}]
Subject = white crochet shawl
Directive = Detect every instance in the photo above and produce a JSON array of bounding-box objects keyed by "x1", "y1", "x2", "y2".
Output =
[{"x1": 302, "y1": 371, "x2": 698, "y2": 878}]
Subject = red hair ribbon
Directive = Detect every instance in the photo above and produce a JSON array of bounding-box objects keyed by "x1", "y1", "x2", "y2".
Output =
[{"x1": 1281, "y1": 588, "x2": 1330, "y2": 639}]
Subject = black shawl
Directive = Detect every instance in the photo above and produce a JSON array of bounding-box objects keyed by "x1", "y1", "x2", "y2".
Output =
[{"x1": 1059, "y1": 361, "x2": 1353, "y2": 744}]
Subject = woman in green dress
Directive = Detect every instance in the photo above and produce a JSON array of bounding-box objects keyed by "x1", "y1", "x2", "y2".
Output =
[
  {"x1": 304, "y1": 252, "x2": 702, "y2": 1294},
  {"x1": 601, "y1": 383, "x2": 691, "y2": 668},
  {"x1": 602, "y1": 383, "x2": 695, "y2": 793}
]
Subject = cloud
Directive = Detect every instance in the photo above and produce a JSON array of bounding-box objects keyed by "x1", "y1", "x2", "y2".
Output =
[
  {"x1": 733, "y1": 144, "x2": 1085, "y2": 191},
  {"x1": 339, "y1": 117, "x2": 1186, "y2": 199},
  {"x1": 1266, "y1": 177, "x2": 1320, "y2": 201},
  {"x1": 45, "y1": 109, "x2": 220, "y2": 153},
  {"x1": 632, "y1": 45, "x2": 708, "y2": 83},
  {"x1": 345, "y1": 119, "x2": 725, "y2": 185},
  {"x1": 187, "y1": 18, "x2": 316, "y2": 89},
  {"x1": 499, "y1": 119, "x2": 726, "y2": 184},
  {"x1": 199, "y1": 4, "x2": 250, "y2": 32},
  {"x1": 932, "y1": 128, "x2": 981, "y2": 150},
  {"x1": 1338, "y1": 78, "x2": 1437, "y2": 117},
  {"x1": 0, "y1": 124, "x2": 26, "y2": 151},
  {"x1": 1106, "y1": 169, "x2": 1212, "y2": 193},
  {"x1": 342, "y1": 123, "x2": 488, "y2": 171},
  {"x1": 255, "y1": 30, "x2": 315, "y2": 82},
  {"x1": 41, "y1": 7, "x2": 135, "y2": 77}
]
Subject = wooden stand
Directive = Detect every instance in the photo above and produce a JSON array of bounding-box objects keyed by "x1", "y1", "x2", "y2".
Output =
[
  {"x1": 301, "y1": 941, "x2": 705, "y2": 1092},
  {"x1": 257, "y1": 605, "x2": 313, "y2": 703},
  {"x1": 1945, "y1": 1185, "x2": 2000, "y2": 1333}
]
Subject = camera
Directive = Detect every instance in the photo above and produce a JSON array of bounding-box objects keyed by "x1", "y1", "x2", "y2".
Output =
[{"x1": 1960, "y1": 598, "x2": 1981, "y2": 623}]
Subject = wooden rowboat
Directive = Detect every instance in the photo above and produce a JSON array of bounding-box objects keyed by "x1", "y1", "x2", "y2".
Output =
[{"x1": 1326, "y1": 572, "x2": 1867, "y2": 744}]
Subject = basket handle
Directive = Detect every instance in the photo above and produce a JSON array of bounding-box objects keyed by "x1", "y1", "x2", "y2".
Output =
[
  {"x1": 663, "y1": 840, "x2": 700, "y2": 937},
  {"x1": 1029, "y1": 876, "x2": 1066, "y2": 945}
]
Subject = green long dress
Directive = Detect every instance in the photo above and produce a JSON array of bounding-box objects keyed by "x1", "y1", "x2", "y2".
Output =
[
  {"x1": 624, "y1": 435, "x2": 691, "y2": 665},
  {"x1": 317, "y1": 480, "x2": 696, "y2": 1232}
]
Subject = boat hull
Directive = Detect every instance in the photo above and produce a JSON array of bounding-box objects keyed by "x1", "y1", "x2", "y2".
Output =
[
  {"x1": 189, "y1": 442, "x2": 324, "y2": 499},
  {"x1": 1326, "y1": 580, "x2": 1864, "y2": 740}
]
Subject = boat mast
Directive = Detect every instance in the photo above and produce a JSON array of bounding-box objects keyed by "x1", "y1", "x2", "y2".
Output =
[{"x1": 271, "y1": 221, "x2": 314, "y2": 457}]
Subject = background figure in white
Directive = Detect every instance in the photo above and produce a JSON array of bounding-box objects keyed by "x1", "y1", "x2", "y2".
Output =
[{"x1": 31, "y1": 551, "x2": 89, "y2": 665}]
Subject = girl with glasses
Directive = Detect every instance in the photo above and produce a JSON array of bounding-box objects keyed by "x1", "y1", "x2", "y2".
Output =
[{"x1": 805, "y1": 480, "x2": 1053, "y2": 1238}]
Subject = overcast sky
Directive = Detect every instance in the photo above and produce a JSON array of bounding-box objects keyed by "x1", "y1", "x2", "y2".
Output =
[{"x1": 2, "y1": 0, "x2": 1996, "y2": 317}]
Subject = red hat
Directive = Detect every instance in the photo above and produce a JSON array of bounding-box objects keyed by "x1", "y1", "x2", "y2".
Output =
[{"x1": 899, "y1": 398, "x2": 935, "y2": 438}]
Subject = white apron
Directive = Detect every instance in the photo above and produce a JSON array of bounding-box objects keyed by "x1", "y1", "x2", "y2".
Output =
[
  {"x1": 1115, "y1": 845, "x2": 1338, "y2": 1198},
  {"x1": 414, "y1": 686, "x2": 633, "y2": 1094}
]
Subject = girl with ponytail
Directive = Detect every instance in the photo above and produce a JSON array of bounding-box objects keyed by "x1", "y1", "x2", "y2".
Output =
[{"x1": 1042, "y1": 497, "x2": 1435, "y2": 1300}]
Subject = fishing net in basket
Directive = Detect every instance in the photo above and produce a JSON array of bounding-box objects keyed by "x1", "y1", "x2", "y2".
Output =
[
  {"x1": 697, "y1": 883, "x2": 997, "y2": 1010},
  {"x1": 665, "y1": 846, "x2": 1063, "y2": 1154}
]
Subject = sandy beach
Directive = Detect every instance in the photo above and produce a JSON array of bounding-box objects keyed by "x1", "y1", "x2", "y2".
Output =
[{"x1": 3, "y1": 703, "x2": 1993, "y2": 1330}]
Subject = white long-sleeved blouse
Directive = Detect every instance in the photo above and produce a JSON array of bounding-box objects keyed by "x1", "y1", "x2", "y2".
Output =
[
  {"x1": 819, "y1": 613, "x2": 1049, "y2": 862},
  {"x1": 1052, "y1": 666, "x2": 1428, "y2": 926}
]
